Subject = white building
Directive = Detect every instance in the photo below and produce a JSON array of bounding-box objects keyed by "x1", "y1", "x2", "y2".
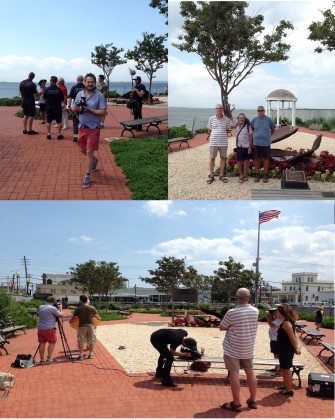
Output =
[{"x1": 273, "y1": 272, "x2": 334, "y2": 306}]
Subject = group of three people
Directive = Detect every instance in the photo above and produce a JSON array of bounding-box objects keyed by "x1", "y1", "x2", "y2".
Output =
[{"x1": 207, "y1": 104, "x2": 276, "y2": 185}]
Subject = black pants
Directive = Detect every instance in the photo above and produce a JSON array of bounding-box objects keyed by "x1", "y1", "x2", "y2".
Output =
[
  {"x1": 150, "y1": 336, "x2": 174, "y2": 382},
  {"x1": 72, "y1": 114, "x2": 79, "y2": 136},
  {"x1": 133, "y1": 103, "x2": 143, "y2": 130}
]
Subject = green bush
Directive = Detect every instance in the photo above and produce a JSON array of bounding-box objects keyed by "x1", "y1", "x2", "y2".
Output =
[
  {"x1": 169, "y1": 125, "x2": 193, "y2": 138},
  {"x1": 297, "y1": 312, "x2": 315, "y2": 322},
  {"x1": 195, "y1": 128, "x2": 208, "y2": 134},
  {"x1": 321, "y1": 316, "x2": 334, "y2": 329},
  {"x1": 0, "y1": 290, "x2": 37, "y2": 329},
  {"x1": 108, "y1": 90, "x2": 120, "y2": 98},
  {"x1": 0, "y1": 97, "x2": 21, "y2": 106},
  {"x1": 20, "y1": 299, "x2": 45, "y2": 309},
  {"x1": 111, "y1": 136, "x2": 168, "y2": 200},
  {"x1": 16, "y1": 108, "x2": 73, "y2": 121}
]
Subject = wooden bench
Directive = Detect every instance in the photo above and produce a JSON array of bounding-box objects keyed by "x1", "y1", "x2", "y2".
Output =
[
  {"x1": 0, "y1": 333, "x2": 10, "y2": 355},
  {"x1": 173, "y1": 356, "x2": 305, "y2": 388},
  {"x1": 294, "y1": 321, "x2": 307, "y2": 332},
  {"x1": 300, "y1": 328, "x2": 325, "y2": 344},
  {"x1": 0, "y1": 317, "x2": 26, "y2": 338},
  {"x1": 318, "y1": 342, "x2": 335, "y2": 364},
  {"x1": 120, "y1": 114, "x2": 168, "y2": 138},
  {"x1": 168, "y1": 137, "x2": 190, "y2": 152},
  {"x1": 117, "y1": 310, "x2": 133, "y2": 318}
]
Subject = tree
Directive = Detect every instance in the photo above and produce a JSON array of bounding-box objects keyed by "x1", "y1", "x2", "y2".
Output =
[
  {"x1": 150, "y1": 0, "x2": 168, "y2": 24},
  {"x1": 308, "y1": 2, "x2": 335, "y2": 53},
  {"x1": 91, "y1": 44, "x2": 127, "y2": 99},
  {"x1": 173, "y1": 1, "x2": 294, "y2": 116},
  {"x1": 69, "y1": 260, "x2": 97, "y2": 297},
  {"x1": 182, "y1": 266, "x2": 212, "y2": 305},
  {"x1": 125, "y1": 32, "x2": 167, "y2": 104},
  {"x1": 214, "y1": 256, "x2": 255, "y2": 307},
  {"x1": 140, "y1": 255, "x2": 186, "y2": 320}
]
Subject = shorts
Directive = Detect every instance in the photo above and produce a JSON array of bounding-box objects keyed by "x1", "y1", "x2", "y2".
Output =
[
  {"x1": 253, "y1": 145, "x2": 270, "y2": 159},
  {"x1": 270, "y1": 340, "x2": 278, "y2": 356},
  {"x1": 39, "y1": 103, "x2": 46, "y2": 112},
  {"x1": 78, "y1": 127, "x2": 100, "y2": 151},
  {"x1": 46, "y1": 108, "x2": 62, "y2": 124},
  {"x1": 77, "y1": 325, "x2": 96, "y2": 345},
  {"x1": 236, "y1": 146, "x2": 252, "y2": 161},
  {"x1": 38, "y1": 328, "x2": 57, "y2": 344},
  {"x1": 209, "y1": 146, "x2": 227, "y2": 159},
  {"x1": 22, "y1": 100, "x2": 36, "y2": 117},
  {"x1": 224, "y1": 354, "x2": 253, "y2": 372},
  {"x1": 278, "y1": 350, "x2": 294, "y2": 369}
]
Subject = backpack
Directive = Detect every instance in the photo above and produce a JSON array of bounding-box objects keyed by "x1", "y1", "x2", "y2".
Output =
[
  {"x1": 11, "y1": 354, "x2": 37, "y2": 369},
  {"x1": 0, "y1": 372, "x2": 15, "y2": 400},
  {"x1": 190, "y1": 361, "x2": 212, "y2": 372}
]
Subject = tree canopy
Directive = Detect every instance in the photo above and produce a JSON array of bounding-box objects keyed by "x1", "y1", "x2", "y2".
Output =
[
  {"x1": 173, "y1": 1, "x2": 294, "y2": 116},
  {"x1": 91, "y1": 43, "x2": 127, "y2": 97},
  {"x1": 125, "y1": 32, "x2": 167, "y2": 104},
  {"x1": 150, "y1": 0, "x2": 168, "y2": 24},
  {"x1": 308, "y1": 2, "x2": 335, "y2": 53}
]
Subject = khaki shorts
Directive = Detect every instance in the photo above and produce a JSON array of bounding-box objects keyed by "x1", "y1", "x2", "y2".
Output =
[
  {"x1": 77, "y1": 325, "x2": 96, "y2": 345},
  {"x1": 209, "y1": 146, "x2": 227, "y2": 159},
  {"x1": 224, "y1": 354, "x2": 253, "y2": 372}
]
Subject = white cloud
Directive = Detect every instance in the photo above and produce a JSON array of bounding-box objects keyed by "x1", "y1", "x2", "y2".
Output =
[
  {"x1": 69, "y1": 235, "x2": 95, "y2": 245},
  {"x1": 144, "y1": 201, "x2": 187, "y2": 218}
]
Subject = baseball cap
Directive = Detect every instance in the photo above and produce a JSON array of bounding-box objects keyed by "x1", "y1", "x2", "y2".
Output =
[
  {"x1": 269, "y1": 307, "x2": 277, "y2": 311},
  {"x1": 134, "y1": 76, "x2": 141, "y2": 82},
  {"x1": 184, "y1": 337, "x2": 197, "y2": 350}
]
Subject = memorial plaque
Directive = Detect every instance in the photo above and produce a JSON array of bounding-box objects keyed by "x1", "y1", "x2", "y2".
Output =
[{"x1": 281, "y1": 169, "x2": 309, "y2": 189}]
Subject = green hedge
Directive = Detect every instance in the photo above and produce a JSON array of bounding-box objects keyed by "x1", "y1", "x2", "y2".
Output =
[
  {"x1": 0, "y1": 97, "x2": 21, "y2": 106},
  {"x1": 0, "y1": 290, "x2": 37, "y2": 329}
]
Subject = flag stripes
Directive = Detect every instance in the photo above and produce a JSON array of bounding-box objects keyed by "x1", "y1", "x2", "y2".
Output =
[{"x1": 259, "y1": 210, "x2": 281, "y2": 224}]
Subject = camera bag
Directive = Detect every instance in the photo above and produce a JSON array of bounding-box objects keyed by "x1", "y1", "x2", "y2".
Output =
[
  {"x1": 307, "y1": 372, "x2": 334, "y2": 398},
  {"x1": 11, "y1": 354, "x2": 37, "y2": 369},
  {"x1": 0, "y1": 372, "x2": 15, "y2": 400}
]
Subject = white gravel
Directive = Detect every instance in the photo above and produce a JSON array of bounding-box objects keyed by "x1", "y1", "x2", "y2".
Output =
[
  {"x1": 96, "y1": 321, "x2": 327, "y2": 377},
  {"x1": 168, "y1": 132, "x2": 335, "y2": 200}
]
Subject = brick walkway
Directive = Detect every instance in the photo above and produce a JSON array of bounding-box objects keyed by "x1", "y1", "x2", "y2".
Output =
[
  {"x1": 0, "y1": 104, "x2": 167, "y2": 200},
  {"x1": 0, "y1": 312, "x2": 333, "y2": 418}
]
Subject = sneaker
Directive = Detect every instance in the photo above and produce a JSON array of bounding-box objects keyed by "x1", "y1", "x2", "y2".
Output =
[
  {"x1": 92, "y1": 157, "x2": 99, "y2": 173},
  {"x1": 57, "y1": 134, "x2": 64, "y2": 140},
  {"x1": 45, "y1": 358, "x2": 56, "y2": 364},
  {"x1": 23, "y1": 130, "x2": 28, "y2": 134},
  {"x1": 88, "y1": 354, "x2": 93, "y2": 359},
  {"x1": 79, "y1": 355, "x2": 84, "y2": 361},
  {"x1": 46, "y1": 134, "x2": 51, "y2": 140},
  {"x1": 53, "y1": 124, "x2": 59, "y2": 128},
  {"x1": 40, "y1": 359, "x2": 45, "y2": 364},
  {"x1": 161, "y1": 381, "x2": 177, "y2": 387},
  {"x1": 28, "y1": 130, "x2": 38, "y2": 135},
  {"x1": 82, "y1": 176, "x2": 91, "y2": 189}
]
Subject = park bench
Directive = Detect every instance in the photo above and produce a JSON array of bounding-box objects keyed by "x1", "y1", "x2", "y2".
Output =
[
  {"x1": 0, "y1": 317, "x2": 26, "y2": 338},
  {"x1": 120, "y1": 114, "x2": 168, "y2": 138},
  {"x1": 117, "y1": 310, "x2": 133, "y2": 318},
  {"x1": 173, "y1": 356, "x2": 305, "y2": 388},
  {"x1": 294, "y1": 320, "x2": 307, "y2": 332},
  {"x1": 318, "y1": 342, "x2": 335, "y2": 365},
  {"x1": 0, "y1": 333, "x2": 10, "y2": 355},
  {"x1": 168, "y1": 137, "x2": 190, "y2": 152},
  {"x1": 300, "y1": 328, "x2": 325, "y2": 344}
]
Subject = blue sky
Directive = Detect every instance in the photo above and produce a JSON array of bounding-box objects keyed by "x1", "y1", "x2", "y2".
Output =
[
  {"x1": 0, "y1": 0, "x2": 167, "y2": 82},
  {"x1": 0, "y1": 201, "x2": 334, "y2": 292},
  {"x1": 168, "y1": 0, "x2": 335, "y2": 108}
]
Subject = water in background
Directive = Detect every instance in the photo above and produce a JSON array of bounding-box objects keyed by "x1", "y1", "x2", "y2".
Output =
[
  {"x1": 169, "y1": 107, "x2": 335, "y2": 130},
  {"x1": 0, "y1": 81, "x2": 167, "y2": 99}
]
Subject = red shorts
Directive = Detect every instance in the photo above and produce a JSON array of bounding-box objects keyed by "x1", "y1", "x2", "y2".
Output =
[
  {"x1": 38, "y1": 328, "x2": 57, "y2": 344},
  {"x1": 78, "y1": 127, "x2": 100, "y2": 151}
]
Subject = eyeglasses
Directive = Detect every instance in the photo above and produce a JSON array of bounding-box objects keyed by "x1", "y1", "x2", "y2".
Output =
[
  {"x1": 216, "y1": 107, "x2": 223, "y2": 109},
  {"x1": 257, "y1": 110, "x2": 265, "y2": 112}
]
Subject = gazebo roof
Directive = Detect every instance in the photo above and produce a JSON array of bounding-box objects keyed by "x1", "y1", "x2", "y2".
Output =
[{"x1": 266, "y1": 89, "x2": 297, "y2": 101}]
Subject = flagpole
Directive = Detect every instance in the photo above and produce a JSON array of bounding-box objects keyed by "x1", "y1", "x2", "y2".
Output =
[{"x1": 255, "y1": 212, "x2": 261, "y2": 306}]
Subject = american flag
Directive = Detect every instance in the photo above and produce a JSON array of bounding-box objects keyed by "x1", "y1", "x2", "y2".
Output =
[{"x1": 259, "y1": 210, "x2": 281, "y2": 224}]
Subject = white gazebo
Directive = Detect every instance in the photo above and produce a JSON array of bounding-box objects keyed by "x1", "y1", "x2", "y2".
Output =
[{"x1": 265, "y1": 89, "x2": 298, "y2": 126}]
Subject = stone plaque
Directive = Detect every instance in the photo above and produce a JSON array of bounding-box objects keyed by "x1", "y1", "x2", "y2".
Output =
[{"x1": 281, "y1": 170, "x2": 309, "y2": 189}]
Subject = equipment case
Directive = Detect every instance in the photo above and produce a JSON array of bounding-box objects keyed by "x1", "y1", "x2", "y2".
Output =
[{"x1": 308, "y1": 373, "x2": 334, "y2": 398}]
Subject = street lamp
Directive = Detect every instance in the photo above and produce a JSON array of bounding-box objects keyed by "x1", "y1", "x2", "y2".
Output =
[
  {"x1": 16, "y1": 271, "x2": 20, "y2": 294},
  {"x1": 134, "y1": 284, "x2": 137, "y2": 302}
]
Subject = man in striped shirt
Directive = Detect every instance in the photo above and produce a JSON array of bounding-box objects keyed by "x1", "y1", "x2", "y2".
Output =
[
  {"x1": 206, "y1": 104, "x2": 232, "y2": 184},
  {"x1": 219, "y1": 288, "x2": 259, "y2": 411}
]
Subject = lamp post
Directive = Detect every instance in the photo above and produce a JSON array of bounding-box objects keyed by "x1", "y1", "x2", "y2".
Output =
[
  {"x1": 26, "y1": 274, "x2": 31, "y2": 295},
  {"x1": 134, "y1": 284, "x2": 137, "y2": 302},
  {"x1": 16, "y1": 271, "x2": 20, "y2": 294}
]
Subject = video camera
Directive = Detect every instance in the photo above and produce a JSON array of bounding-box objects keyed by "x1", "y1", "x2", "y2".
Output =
[
  {"x1": 180, "y1": 346, "x2": 202, "y2": 360},
  {"x1": 54, "y1": 300, "x2": 62, "y2": 310},
  {"x1": 75, "y1": 97, "x2": 87, "y2": 114},
  {"x1": 126, "y1": 94, "x2": 139, "y2": 110}
]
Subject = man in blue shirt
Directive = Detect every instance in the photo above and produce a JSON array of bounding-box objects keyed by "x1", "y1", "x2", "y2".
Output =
[
  {"x1": 37, "y1": 296, "x2": 63, "y2": 364},
  {"x1": 250, "y1": 106, "x2": 276, "y2": 183},
  {"x1": 71, "y1": 73, "x2": 107, "y2": 189}
]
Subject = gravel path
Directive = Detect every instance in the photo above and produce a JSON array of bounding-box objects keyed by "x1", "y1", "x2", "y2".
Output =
[
  {"x1": 168, "y1": 132, "x2": 335, "y2": 200},
  {"x1": 96, "y1": 321, "x2": 327, "y2": 377}
]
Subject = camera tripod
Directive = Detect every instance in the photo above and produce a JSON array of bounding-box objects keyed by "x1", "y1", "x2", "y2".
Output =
[{"x1": 34, "y1": 317, "x2": 74, "y2": 363}]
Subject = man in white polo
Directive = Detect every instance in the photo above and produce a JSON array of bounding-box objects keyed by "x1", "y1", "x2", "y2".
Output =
[
  {"x1": 207, "y1": 104, "x2": 232, "y2": 184},
  {"x1": 219, "y1": 288, "x2": 259, "y2": 412}
]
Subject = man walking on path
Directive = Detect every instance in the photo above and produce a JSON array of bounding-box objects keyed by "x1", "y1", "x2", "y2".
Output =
[
  {"x1": 20, "y1": 72, "x2": 38, "y2": 135},
  {"x1": 67, "y1": 75, "x2": 85, "y2": 142},
  {"x1": 250, "y1": 106, "x2": 276, "y2": 183},
  {"x1": 219, "y1": 288, "x2": 259, "y2": 412},
  {"x1": 206, "y1": 104, "x2": 232, "y2": 184},
  {"x1": 71, "y1": 73, "x2": 107, "y2": 189},
  {"x1": 43, "y1": 76, "x2": 65, "y2": 140},
  {"x1": 70, "y1": 294, "x2": 101, "y2": 360}
]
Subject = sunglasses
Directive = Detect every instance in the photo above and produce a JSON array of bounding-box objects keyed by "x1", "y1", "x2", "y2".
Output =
[{"x1": 257, "y1": 110, "x2": 265, "y2": 112}]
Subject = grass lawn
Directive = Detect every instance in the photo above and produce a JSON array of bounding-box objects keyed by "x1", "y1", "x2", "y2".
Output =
[{"x1": 110, "y1": 135, "x2": 168, "y2": 199}]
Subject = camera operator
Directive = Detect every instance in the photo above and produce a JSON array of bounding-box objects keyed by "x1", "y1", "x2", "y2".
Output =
[
  {"x1": 37, "y1": 296, "x2": 63, "y2": 364},
  {"x1": 70, "y1": 73, "x2": 107, "y2": 189},
  {"x1": 150, "y1": 328, "x2": 198, "y2": 387},
  {"x1": 131, "y1": 76, "x2": 146, "y2": 131}
]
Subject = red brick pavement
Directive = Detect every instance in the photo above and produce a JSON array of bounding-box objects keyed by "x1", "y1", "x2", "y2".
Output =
[
  {"x1": 0, "y1": 312, "x2": 333, "y2": 418},
  {"x1": 0, "y1": 104, "x2": 167, "y2": 200}
]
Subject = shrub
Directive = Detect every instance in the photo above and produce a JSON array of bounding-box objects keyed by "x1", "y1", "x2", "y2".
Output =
[
  {"x1": 322, "y1": 317, "x2": 334, "y2": 329},
  {"x1": 0, "y1": 290, "x2": 37, "y2": 329},
  {"x1": 297, "y1": 312, "x2": 315, "y2": 322},
  {"x1": 169, "y1": 125, "x2": 193, "y2": 139},
  {"x1": 108, "y1": 90, "x2": 120, "y2": 98},
  {"x1": 0, "y1": 97, "x2": 21, "y2": 106}
]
